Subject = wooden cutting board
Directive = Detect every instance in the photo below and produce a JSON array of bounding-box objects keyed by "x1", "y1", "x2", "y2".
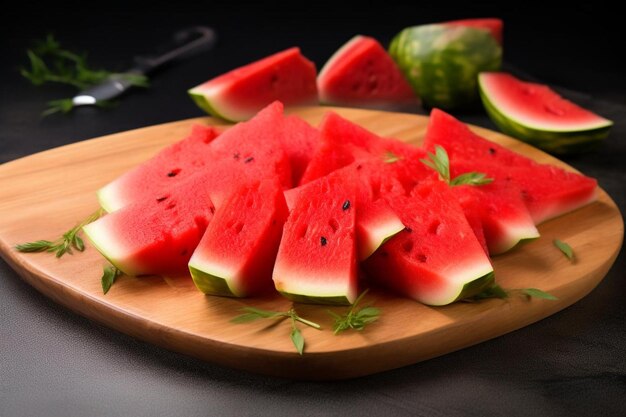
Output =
[{"x1": 0, "y1": 106, "x2": 622, "y2": 380}]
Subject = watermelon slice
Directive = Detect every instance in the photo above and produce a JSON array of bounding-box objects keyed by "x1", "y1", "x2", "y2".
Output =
[
  {"x1": 188, "y1": 48, "x2": 318, "y2": 122},
  {"x1": 84, "y1": 174, "x2": 216, "y2": 276},
  {"x1": 189, "y1": 180, "x2": 288, "y2": 297},
  {"x1": 423, "y1": 109, "x2": 598, "y2": 224},
  {"x1": 317, "y1": 35, "x2": 418, "y2": 110},
  {"x1": 450, "y1": 177, "x2": 539, "y2": 255},
  {"x1": 365, "y1": 180, "x2": 494, "y2": 306},
  {"x1": 98, "y1": 124, "x2": 221, "y2": 212},
  {"x1": 99, "y1": 102, "x2": 292, "y2": 212},
  {"x1": 444, "y1": 18, "x2": 503, "y2": 45},
  {"x1": 273, "y1": 174, "x2": 358, "y2": 305},
  {"x1": 479, "y1": 72, "x2": 613, "y2": 154},
  {"x1": 286, "y1": 160, "x2": 405, "y2": 260}
]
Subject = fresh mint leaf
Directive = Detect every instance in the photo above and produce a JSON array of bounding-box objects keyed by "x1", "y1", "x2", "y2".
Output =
[{"x1": 553, "y1": 239, "x2": 574, "y2": 260}]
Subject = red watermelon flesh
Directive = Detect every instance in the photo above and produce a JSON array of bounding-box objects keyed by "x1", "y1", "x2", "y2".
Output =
[
  {"x1": 444, "y1": 18, "x2": 503, "y2": 45},
  {"x1": 276, "y1": 114, "x2": 320, "y2": 185},
  {"x1": 454, "y1": 192, "x2": 489, "y2": 255},
  {"x1": 424, "y1": 109, "x2": 598, "y2": 224},
  {"x1": 273, "y1": 173, "x2": 358, "y2": 305},
  {"x1": 317, "y1": 35, "x2": 418, "y2": 110},
  {"x1": 189, "y1": 179, "x2": 289, "y2": 297},
  {"x1": 286, "y1": 159, "x2": 405, "y2": 260},
  {"x1": 364, "y1": 180, "x2": 494, "y2": 306},
  {"x1": 98, "y1": 124, "x2": 220, "y2": 212},
  {"x1": 84, "y1": 173, "x2": 217, "y2": 277},
  {"x1": 188, "y1": 48, "x2": 318, "y2": 122},
  {"x1": 449, "y1": 174, "x2": 540, "y2": 255}
]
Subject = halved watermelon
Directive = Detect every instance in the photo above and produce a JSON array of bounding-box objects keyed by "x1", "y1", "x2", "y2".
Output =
[
  {"x1": 189, "y1": 179, "x2": 288, "y2": 297},
  {"x1": 84, "y1": 173, "x2": 216, "y2": 277},
  {"x1": 423, "y1": 109, "x2": 598, "y2": 224},
  {"x1": 444, "y1": 18, "x2": 503, "y2": 45},
  {"x1": 365, "y1": 180, "x2": 494, "y2": 306},
  {"x1": 317, "y1": 35, "x2": 418, "y2": 110},
  {"x1": 273, "y1": 174, "x2": 358, "y2": 305},
  {"x1": 479, "y1": 72, "x2": 613, "y2": 154},
  {"x1": 98, "y1": 125, "x2": 220, "y2": 213},
  {"x1": 189, "y1": 48, "x2": 318, "y2": 122}
]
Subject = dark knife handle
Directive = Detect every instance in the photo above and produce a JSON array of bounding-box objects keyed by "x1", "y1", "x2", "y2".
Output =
[{"x1": 131, "y1": 26, "x2": 217, "y2": 74}]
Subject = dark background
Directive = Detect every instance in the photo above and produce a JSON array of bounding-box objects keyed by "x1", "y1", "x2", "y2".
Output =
[{"x1": 1, "y1": 3, "x2": 624, "y2": 416}]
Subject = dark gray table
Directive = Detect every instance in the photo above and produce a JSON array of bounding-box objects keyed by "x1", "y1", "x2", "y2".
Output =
[{"x1": 2, "y1": 5, "x2": 624, "y2": 416}]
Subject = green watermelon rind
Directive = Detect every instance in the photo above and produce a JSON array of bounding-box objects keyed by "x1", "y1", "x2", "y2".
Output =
[
  {"x1": 188, "y1": 89, "x2": 235, "y2": 122},
  {"x1": 488, "y1": 224, "x2": 541, "y2": 255},
  {"x1": 278, "y1": 290, "x2": 353, "y2": 306},
  {"x1": 82, "y1": 222, "x2": 140, "y2": 276},
  {"x1": 188, "y1": 263, "x2": 242, "y2": 297},
  {"x1": 389, "y1": 24, "x2": 502, "y2": 109},
  {"x1": 454, "y1": 271, "x2": 496, "y2": 301},
  {"x1": 478, "y1": 83, "x2": 612, "y2": 154}
]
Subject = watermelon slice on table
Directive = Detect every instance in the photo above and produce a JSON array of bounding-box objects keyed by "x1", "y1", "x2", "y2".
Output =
[
  {"x1": 444, "y1": 18, "x2": 503, "y2": 45},
  {"x1": 188, "y1": 48, "x2": 318, "y2": 122},
  {"x1": 317, "y1": 35, "x2": 418, "y2": 110},
  {"x1": 274, "y1": 115, "x2": 320, "y2": 185},
  {"x1": 423, "y1": 109, "x2": 598, "y2": 224},
  {"x1": 478, "y1": 72, "x2": 613, "y2": 154},
  {"x1": 450, "y1": 177, "x2": 539, "y2": 255},
  {"x1": 273, "y1": 174, "x2": 358, "y2": 305},
  {"x1": 286, "y1": 160, "x2": 405, "y2": 261},
  {"x1": 84, "y1": 174, "x2": 217, "y2": 277},
  {"x1": 98, "y1": 124, "x2": 221, "y2": 213},
  {"x1": 365, "y1": 180, "x2": 494, "y2": 306},
  {"x1": 189, "y1": 180, "x2": 288, "y2": 297}
]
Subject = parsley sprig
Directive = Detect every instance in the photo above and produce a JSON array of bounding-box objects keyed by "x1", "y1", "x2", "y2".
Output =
[
  {"x1": 231, "y1": 306, "x2": 321, "y2": 355},
  {"x1": 15, "y1": 208, "x2": 103, "y2": 258},
  {"x1": 421, "y1": 145, "x2": 493, "y2": 187},
  {"x1": 327, "y1": 289, "x2": 380, "y2": 334}
]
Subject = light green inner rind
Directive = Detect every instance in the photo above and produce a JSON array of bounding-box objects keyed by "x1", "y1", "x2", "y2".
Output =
[
  {"x1": 188, "y1": 90, "x2": 234, "y2": 122},
  {"x1": 189, "y1": 264, "x2": 240, "y2": 297},
  {"x1": 279, "y1": 290, "x2": 352, "y2": 306},
  {"x1": 479, "y1": 85, "x2": 612, "y2": 154},
  {"x1": 452, "y1": 271, "x2": 496, "y2": 302},
  {"x1": 389, "y1": 24, "x2": 502, "y2": 109},
  {"x1": 82, "y1": 224, "x2": 134, "y2": 276}
]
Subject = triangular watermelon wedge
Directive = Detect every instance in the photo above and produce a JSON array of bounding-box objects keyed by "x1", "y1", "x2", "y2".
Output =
[
  {"x1": 423, "y1": 109, "x2": 598, "y2": 224},
  {"x1": 318, "y1": 35, "x2": 418, "y2": 110},
  {"x1": 365, "y1": 180, "x2": 494, "y2": 306},
  {"x1": 273, "y1": 173, "x2": 358, "y2": 305},
  {"x1": 189, "y1": 179, "x2": 288, "y2": 297}
]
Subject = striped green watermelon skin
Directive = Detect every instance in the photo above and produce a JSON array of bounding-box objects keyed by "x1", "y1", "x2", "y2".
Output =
[
  {"x1": 478, "y1": 73, "x2": 613, "y2": 154},
  {"x1": 389, "y1": 24, "x2": 501, "y2": 110}
]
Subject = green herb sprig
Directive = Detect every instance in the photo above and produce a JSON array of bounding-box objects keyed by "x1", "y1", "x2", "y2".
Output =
[
  {"x1": 21, "y1": 34, "x2": 149, "y2": 115},
  {"x1": 553, "y1": 239, "x2": 575, "y2": 260},
  {"x1": 15, "y1": 208, "x2": 103, "y2": 258},
  {"x1": 421, "y1": 145, "x2": 493, "y2": 187},
  {"x1": 327, "y1": 289, "x2": 380, "y2": 334},
  {"x1": 101, "y1": 264, "x2": 123, "y2": 295},
  {"x1": 231, "y1": 306, "x2": 321, "y2": 355}
]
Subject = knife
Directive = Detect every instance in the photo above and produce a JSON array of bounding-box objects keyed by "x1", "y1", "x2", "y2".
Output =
[{"x1": 72, "y1": 26, "x2": 217, "y2": 106}]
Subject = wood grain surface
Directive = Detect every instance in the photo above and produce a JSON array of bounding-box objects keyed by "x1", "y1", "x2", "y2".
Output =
[{"x1": 0, "y1": 106, "x2": 622, "y2": 380}]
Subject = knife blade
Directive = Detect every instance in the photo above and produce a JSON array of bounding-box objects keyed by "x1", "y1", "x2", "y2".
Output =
[{"x1": 72, "y1": 26, "x2": 217, "y2": 106}]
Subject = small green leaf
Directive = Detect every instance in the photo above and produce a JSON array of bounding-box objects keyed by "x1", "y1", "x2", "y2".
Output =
[
  {"x1": 523, "y1": 288, "x2": 558, "y2": 300},
  {"x1": 73, "y1": 235, "x2": 85, "y2": 252},
  {"x1": 553, "y1": 239, "x2": 574, "y2": 260},
  {"x1": 329, "y1": 289, "x2": 380, "y2": 334},
  {"x1": 15, "y1": 240, "x2": 54, "y2": 253},
  {"x1": 101, "y1": 265, "x2": 122, "y2": 295},
  {"x1": 467, "y1": 284, "x2": 509, "y2": 301},
  {"x1": 450, "y1": 172, "x2": 494, "y2": 187},
  {"x1": 290, "y1": 327, "x2": 304, "y2": 355}
]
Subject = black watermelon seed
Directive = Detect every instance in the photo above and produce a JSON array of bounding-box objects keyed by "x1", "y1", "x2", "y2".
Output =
[
  {"x1": 244, "y1": 156, "x2": 254, "y2": 163},
  {"x1": 404, "y1": 227, "x2": 412, "y2": 233},
  {"x1": 342, "y1": 200, "x2": 351, "y2": 211},
  {"x1": 156, "y1": 196, "x2": 168, "y2": 202},
  {"x1": 489, "y1": 147, "x2": 496, "y2": 155},
  {"x1": 320, "y1": 236, "x2": 327, "y2": 246}
]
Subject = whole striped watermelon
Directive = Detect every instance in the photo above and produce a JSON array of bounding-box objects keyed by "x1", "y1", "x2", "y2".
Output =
[{"x1": 389, "y1": 22, "x2": 502, "y2": 109}]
